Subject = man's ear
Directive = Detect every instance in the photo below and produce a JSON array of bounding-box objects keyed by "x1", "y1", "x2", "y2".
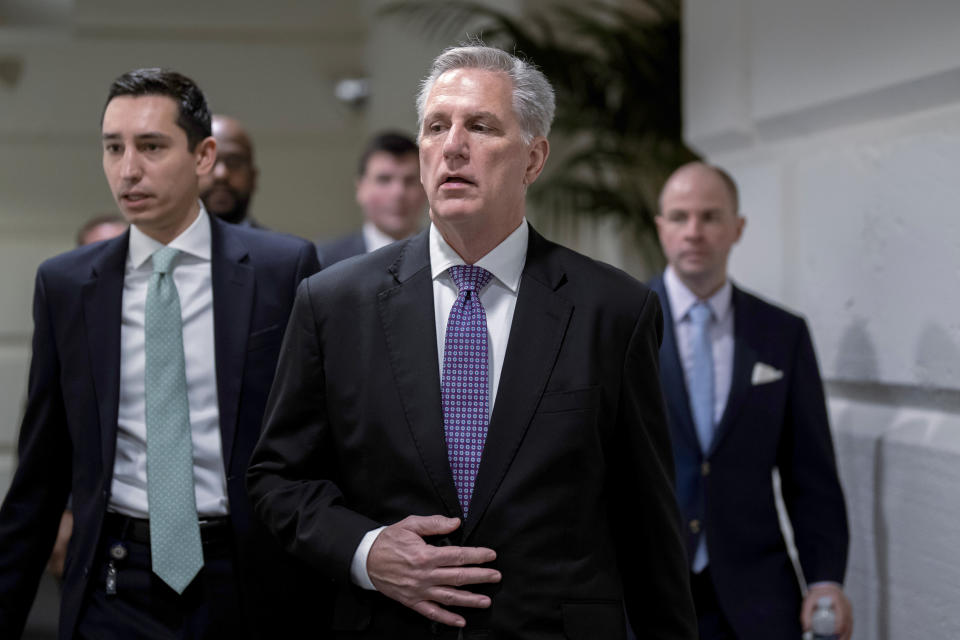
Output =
[
  {"x1": 522, "y1": 137, "x2": 550, "y2": 186},
  {"x1": 354, "y1": 176, "x2": 365, "y2": 207},
  {"x1": 195, "y1": 136, "x2": 217, "y2": 176}
]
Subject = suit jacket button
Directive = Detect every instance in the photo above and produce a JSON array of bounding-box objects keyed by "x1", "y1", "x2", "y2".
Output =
[
  {"x1": 701, "y1": 461, "x2": 711, "y2": 476},
  {"x1": 689, "y1": 519, "x2": 701, "y2": 534}
]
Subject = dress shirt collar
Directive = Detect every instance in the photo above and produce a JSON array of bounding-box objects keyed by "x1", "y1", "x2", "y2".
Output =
[
  {"x1": 429, "y1": 218, "x2": 528, "y2": 293},
  {"x1": 664, "y1": 265, "x2": 733, "y2": 323},
  {"x1": 127, "y1": 202, "x2": 212, "y2": 268},
  {"x1": 362, "y1": 220, "x2": 406, "y2": 253}
]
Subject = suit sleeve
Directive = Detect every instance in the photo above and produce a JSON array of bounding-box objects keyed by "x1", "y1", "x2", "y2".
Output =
[
  {"x1": 612, "y1": 289, "x2": 698, "y2": 639},
  {"x1": 778, "y1": 320, "x2": 849, "y2": 585},
  {"x1": 246, "y1": 277, "x2": 379, "y2": 583},
  {"x1": 294, "y1": 238, "x2": 321, "y2": 283},
  {"x1": 0, "y1": 270, "x2": 72, "y2": 638}
]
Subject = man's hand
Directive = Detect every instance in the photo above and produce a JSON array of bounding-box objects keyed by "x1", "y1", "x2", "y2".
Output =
[
  {"x1": 801, "y1": 583, "x2": 852, "y2": 640},
  {"x1": 367, "y1": 515, "x2": 501, "y2": 628}
]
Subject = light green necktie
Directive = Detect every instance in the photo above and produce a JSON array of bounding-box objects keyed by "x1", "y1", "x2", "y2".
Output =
[{"x1": 144, "y1": 246, "x2": 203, "y2": 593}]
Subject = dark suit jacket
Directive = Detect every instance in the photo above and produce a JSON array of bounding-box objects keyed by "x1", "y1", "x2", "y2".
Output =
[
  {"x1": 316, "y1": 230, "x2": 366, "y2": 269},
  {"x1": 0, "y1": 217, "x2": 323, "y2": 640},
  {"x1": 649, "y1": 276, "x2": 849, "y2": 640},
  {"x1": 248, "y1": 227, "x2": 697, "y2": 639}
]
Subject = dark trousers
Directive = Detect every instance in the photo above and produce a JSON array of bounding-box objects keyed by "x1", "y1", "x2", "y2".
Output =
[
  {"x1": 690, "y1": 569, "x2": 738, "y2": 640},
  {"x1": 76, "y1": 517, "x2": 248, "y2": 640}
]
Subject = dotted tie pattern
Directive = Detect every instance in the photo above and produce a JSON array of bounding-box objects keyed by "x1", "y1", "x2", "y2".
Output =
[
  {"x1": 144, "y1": 246, "x2": 203, "y2": 594},
  {"x1": 441, "y1": 265, "x2": 494, "y2": 518}
]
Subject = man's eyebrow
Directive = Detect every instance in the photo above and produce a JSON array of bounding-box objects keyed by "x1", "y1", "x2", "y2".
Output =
[
  {"x1": 135, "y1": 132, "x2": 172, "y2": 142},
  {"x1": 423, "y1": 108, "x2": 448, "y2": 120},
  {"x1": 101, "y1": 132, "x2": 172, "y2": 141},
  {"x1": 423, "y1": 109, "x2": 503, "y2": 123},
  {"x1": 469, "y1": 111, "x2": 501, "y2": 121}
]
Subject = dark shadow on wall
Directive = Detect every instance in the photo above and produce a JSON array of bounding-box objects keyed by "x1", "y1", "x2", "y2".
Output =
[
  {"x1": 831, "y1": 317, "x2": 879, "y2": 383},
  {"x1": 915, "y1": 323, "x2": 960, "y2": 390},
  {"x1": 830, "y1": 318, "x2": 887, "y2": 640}
]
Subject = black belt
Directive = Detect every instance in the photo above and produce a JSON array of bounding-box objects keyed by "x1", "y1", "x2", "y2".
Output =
[{"x1": 104, "y1": 512, "x2": 231, "y2": 546}]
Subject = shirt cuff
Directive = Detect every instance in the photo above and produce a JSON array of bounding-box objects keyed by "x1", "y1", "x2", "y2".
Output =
[
  {"x1": 808, "y1": 580, "x2": 843, "y2": 590},
  {"x1": 350, "y1": 526, "x2": 387, "y2": 590}
]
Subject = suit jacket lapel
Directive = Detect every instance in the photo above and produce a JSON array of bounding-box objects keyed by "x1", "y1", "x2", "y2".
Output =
[
  {"x1": 83, "y1": 233, "x2": 128, "y2": 476},
  {"x1": 708, "y1": 285, "x2": 756, "y2": 456},
  {"x1": 377, "y1": 232, "x2": 462, "y2": 517},
  {"x1": 463, "y1": 228, "x2": 572, "y2": 540},
  {"x1": 210, "y1": 218, "x2": 254, "y2": 470},
  {"x1": 650, "y1": 276, "x2": 700, "y2": 453}
]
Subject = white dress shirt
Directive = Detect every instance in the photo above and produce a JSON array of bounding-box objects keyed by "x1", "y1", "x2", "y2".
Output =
[
  {"x1": 362, "y1": 221, "x2": 402, "y2": 254},
  {"x1": 349, "y1": 219, "x2": 529, "y2": 589},
  {"x1": 109, "y1": 205, "x2": 229, "y2": 519},
  {"x1": 663, "y1": 266, "x2": 734, "y2": 427}
]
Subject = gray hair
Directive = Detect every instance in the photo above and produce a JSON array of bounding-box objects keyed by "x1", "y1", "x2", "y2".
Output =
[{"x1": 416, "y1": 44, "x2": 556, "y2": 144}]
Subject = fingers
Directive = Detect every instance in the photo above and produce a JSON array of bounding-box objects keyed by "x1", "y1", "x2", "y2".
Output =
[
  {"x1": 431, "y1": 566, "x2": 501, "y2": 587},
  {"x1": 408, "y1": 586, "x2": 494, "y2": 629},
  {"x1": 425, "y1": 585, "x2": 492, "y2": 609},
  {"x1": 801, "y1": 584, "x2": 852, "y2": 637},
  {"x1": 799, "y1": 591, "x2": 817, "y2": 629},
  {"x1": 401, "y1": 514, "x2": 462, "y2": 537},
  {"x1": 370, "y1": 513, "x2": 502, "y2": 629},
  {"x1": 431, "y1": 544, "x2": 497, "y2": 567},
  {"x1": 412, "y1": 600, "x2": 466, "y2": 628},
  {"x1": 834, "y1": 593, "x2": 853, "y2": 640}
]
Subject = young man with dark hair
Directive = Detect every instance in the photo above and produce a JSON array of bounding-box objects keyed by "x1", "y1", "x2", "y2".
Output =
[
  {"x1": 0, "y1": 67, "x2": 323, "y2": 639},
  {"x1": 316, "y1": 130, "x2": 426, "y2": 267}
]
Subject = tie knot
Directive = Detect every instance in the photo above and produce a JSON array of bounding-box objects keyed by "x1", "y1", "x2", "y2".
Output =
[
  {"x1": 448, "y1": 264, "x2": 493, "y2": 294},
  {"x1": 151, "y1": 247, "x2": 180, "y2": 275},
  {"x1": 688, "y1": 301, "x2": 712, "y2": 326}
]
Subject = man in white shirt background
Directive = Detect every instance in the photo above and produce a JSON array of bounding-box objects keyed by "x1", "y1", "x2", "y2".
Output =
[{"x1": 316, "y1": 131, "x2": 427, "y2": 268}]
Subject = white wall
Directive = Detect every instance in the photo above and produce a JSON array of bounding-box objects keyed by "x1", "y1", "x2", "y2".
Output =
[{"x1": 685, "y1": 1, "x2": 960, "y2": 637}]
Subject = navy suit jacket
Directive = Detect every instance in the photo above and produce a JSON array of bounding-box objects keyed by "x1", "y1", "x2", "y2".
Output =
[
  {"x1": 0, "y1": 216, "x2": 323, "y2": 639},
  {"x1": 316, "y1": 230, "x2": 366, "y2": 269},
  {"x1": 650, "y1": 275, "x2": 849, "y2": 640},
  {"x1": 249, "y1": 228, "x2": 697, "y2": 639}
]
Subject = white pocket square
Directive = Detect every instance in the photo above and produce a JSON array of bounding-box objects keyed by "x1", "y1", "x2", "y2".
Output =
[{"x1": 751, "y1": 362, "x2": 783, "y2": 385}]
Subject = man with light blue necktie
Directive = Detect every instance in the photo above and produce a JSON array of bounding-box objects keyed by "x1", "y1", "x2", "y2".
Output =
[
  {"x1": 650, "y1": 162, "x2": 852, "y2": 640},
  {"x1": 0, "y1": 68, "x2": 322, "y2": 639}
]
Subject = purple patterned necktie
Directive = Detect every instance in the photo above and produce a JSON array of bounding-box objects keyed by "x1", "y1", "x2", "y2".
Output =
[{"x1": 442, "y1": 264, "x2": 494, "y2": 517}]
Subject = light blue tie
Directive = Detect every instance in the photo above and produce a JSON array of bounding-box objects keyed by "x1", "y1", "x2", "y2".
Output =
[
  {"x1": 688, "y1": 301, "x2": 715, "y2": 453},
  {"x1": 688, "y1": 301, "x2": 714, "y2": 572},
  {"x1": 144, "y1": 247, "x2": 203, "y2": 594}
]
